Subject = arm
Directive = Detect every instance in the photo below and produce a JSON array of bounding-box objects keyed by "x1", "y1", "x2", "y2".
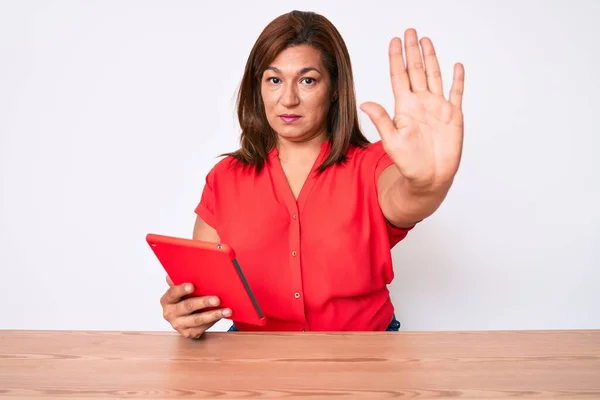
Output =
[
  {"x1": 192, "y1": 215, "x2": 221, "y2": 242},
  {"x1": 361, "y1": 29, "x2": 465, "y2": 228},
  {"x1": 378, "y1": 164, "x2": 451, "y2": 228}
]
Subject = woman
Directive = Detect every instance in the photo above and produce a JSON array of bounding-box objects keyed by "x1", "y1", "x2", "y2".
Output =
[{"x1": 160, "y1": 10, "x2": 465, "y2": 339}]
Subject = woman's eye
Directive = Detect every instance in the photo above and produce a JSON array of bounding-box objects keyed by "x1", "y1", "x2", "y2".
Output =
[
  {"x1": 268, "y1": 77, "x2": 281, "y2": 84},
  {"x1": 302, "y1": 78, "x2": 316, "y2": 85}
]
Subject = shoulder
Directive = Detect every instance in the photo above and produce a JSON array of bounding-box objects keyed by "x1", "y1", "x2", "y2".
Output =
[
  {"x1": 203, "y1": 154, "x2": 263, "y2": 196},
  {"x1": 347, "y1": 140, "x2": 391, "y2": 170},
  {"x1": 205, "y1": 155, "x2": 248, "y2": 181},
  {"x1": 346, "y1": 140, "x2": 393, "y2": 175},
  {"x1": 349, "y1": 140, "x2": 387, "y2": 161}
]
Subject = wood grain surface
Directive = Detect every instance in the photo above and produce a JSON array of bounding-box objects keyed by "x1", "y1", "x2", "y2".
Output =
[{"x1": 1, "y1": 330, "x2": 599, "y2": 399}]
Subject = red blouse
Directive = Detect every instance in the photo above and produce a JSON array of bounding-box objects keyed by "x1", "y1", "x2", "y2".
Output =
[{"x1": 195, "y1": 139, "x2": 413, "y2": 331}]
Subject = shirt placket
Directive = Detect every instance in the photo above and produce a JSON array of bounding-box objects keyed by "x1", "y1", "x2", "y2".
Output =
[{"x1": 288, "y1": 205, "x2": 308, "y2": 330}]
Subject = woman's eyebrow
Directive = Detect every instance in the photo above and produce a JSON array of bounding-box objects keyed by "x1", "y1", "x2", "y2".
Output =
[{"x1": 265, "y1": 66, "x2": 322, "y2": 75}]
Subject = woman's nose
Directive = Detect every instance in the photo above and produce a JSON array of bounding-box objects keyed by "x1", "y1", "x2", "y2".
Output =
[{"x1": 280, "y1": 83, "x2": 300, "y2": 107}]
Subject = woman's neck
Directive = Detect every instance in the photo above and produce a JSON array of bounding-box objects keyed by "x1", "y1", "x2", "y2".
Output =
[{"x1": 276, "y1": 131, "x2": 327, "y2": 164}]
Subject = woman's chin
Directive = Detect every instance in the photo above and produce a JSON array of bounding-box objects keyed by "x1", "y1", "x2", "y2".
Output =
[
  {"x1": 274, "y1": 126, "x2": 327, "y2": 142},
  {"x1": 275, "y1": 127, "x2": 309, "y2": 140}
]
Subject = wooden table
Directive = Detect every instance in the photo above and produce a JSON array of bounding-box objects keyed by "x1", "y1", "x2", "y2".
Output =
[{"x1": 1, "y1": 330, "x2": 599, "y2": 399}]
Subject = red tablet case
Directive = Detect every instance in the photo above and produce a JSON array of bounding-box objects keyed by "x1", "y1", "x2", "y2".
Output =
[{"x1": 146, "y1": 233, "x2": 267, "y2": 327}]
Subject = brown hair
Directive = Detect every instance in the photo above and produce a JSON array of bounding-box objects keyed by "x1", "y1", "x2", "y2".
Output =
[{"x1": 224, "y1": 10, "x2": 370, "y2": 173}]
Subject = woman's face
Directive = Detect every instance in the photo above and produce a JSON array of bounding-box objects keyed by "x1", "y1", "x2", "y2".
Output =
[{"x1": 261, "y1": 45, "x2": 333, "y2": 143}]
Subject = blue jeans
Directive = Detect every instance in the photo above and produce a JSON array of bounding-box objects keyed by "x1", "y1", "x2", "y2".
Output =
[{"x1": 227, "y1": 315, "x2": 401, "y2": 332}]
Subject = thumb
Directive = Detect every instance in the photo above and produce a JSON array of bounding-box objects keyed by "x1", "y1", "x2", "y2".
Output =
[
  {"x1": 360, "y1": 102, "x2": 395, "y2": 140},
  {"x1": 166, "y1": 275, "x2": 174, "y2": 287}
]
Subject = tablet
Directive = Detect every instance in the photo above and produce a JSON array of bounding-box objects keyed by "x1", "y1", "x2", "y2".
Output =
[{"x1": 146, "y1": 233, "x2": 267, "y2": 327}]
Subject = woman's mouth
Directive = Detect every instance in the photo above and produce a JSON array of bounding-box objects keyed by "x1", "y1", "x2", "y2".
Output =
[{"x1": 280, "y1": 114, "x2": 301, "y2": 123}]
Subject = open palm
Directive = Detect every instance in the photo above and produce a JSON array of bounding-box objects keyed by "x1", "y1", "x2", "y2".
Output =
[{"x1": 361, "y1": 28, "x2": 465, "y2": 190}]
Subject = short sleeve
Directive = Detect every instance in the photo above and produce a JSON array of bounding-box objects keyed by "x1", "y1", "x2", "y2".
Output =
[
  {"x1": 374, "y1": 148, "x2": 395, "y2": 179},
  {"x1": 194, "y1": 166, "x2": 217, "y2": 229},
  {"x1": 371, "y1": 142, "x2": 416, "y2": 247}
]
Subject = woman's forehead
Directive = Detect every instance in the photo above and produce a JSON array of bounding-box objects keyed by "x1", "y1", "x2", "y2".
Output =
[{"x1": 267, "y1": 45, "x2": 325, "y2": 73}]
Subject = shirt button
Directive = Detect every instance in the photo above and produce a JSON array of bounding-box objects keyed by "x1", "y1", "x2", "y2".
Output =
[
  {"x1": 292, "y1": 213, "x2": 297, "y2": 220},
  {"x1": 291, "y1": 250, "x2": 297, "y2": 257},
  {"x1": 294, "y1": 292, "x2": 300, "y2": 299}
]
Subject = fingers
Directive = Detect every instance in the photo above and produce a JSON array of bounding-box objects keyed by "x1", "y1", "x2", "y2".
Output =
[
  {"x1": 176, "y1": 308, "x2": 232, "y2": 331},
  {"x1": 159, "y1": 280, "x2": 234, "y2": 341},
  {"x1": 181, "y1": 320, "x2": 219, "y2": 340},
  {"x1": 449, "y1": 63, "x2": 465, "y2": 110},
  {"x1": 182, "y1": 327, "x2": 210, "y2": 340},
  {"x1": 160, "y1": 282, "x2": 193, "y2": 307},
  {"x1": 420, "y1": 37, "x2": 443, "y2": 96},
  {"x1": 360, "y1": 102, "x2": 395, "y2": 141},
  {"x1": 175, "y1": 295, "x2": 221, "y2": 317},
  {"x1": 389, "y1": 37, "x2": 410, "y2": 109},
  {"x1": 404, "y1": 29, "x2": 427, "y2": 93}
]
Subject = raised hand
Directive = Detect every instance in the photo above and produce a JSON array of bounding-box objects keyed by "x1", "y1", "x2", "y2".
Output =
[{"x1": 361, "y1": 28, "x2": 465, "y2": 191}]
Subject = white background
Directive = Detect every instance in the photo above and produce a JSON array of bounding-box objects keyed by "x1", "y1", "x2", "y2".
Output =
[{"x1": 1, "y1": 0, "x2": 598, "y2": 332}]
